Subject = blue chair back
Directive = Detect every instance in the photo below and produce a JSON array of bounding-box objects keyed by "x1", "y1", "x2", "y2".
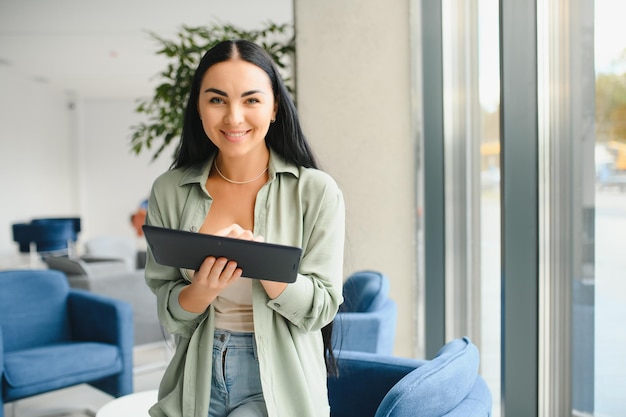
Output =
[
  {"x1": 0, "y1": 270, "x2": 72, "y2": 352},
  {"x1": 340, "y1": 270, "x2": 390, "y2": 312},
  {"x1": 31, "y1": 217, "x2": 81, "y2": 242},
  {"x1": 11, "y1": 217, "x2": 80, "y2": 253}
]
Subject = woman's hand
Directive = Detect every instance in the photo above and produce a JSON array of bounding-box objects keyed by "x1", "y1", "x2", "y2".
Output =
[
  {"x1": 178, "y1": 224, "x2": 287, "y2": 312},
  {"x1": 178, "y1": 256, "x2": 242, "y2": 313},
  {"x1": 178, "y1": 224, "x2": 251, "y2": 313}
]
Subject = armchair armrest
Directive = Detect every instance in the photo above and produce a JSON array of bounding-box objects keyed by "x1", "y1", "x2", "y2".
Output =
[
  {"x1": 328, "y1": 350, "x2": 426, "y2": 417},
  {"x1": 67, "y1": 289, "x2": 134, "y2": 396},
  {"x1": 67, "y1": 289, "x2": 133, "y2": 346}
]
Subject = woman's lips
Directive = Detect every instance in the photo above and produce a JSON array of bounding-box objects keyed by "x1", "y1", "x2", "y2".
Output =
[{"x1": 222, "y1": 130, "x2": 249, "y2": 142}]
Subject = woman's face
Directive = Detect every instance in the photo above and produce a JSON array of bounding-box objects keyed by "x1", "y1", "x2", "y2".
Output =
[{"x1": 198, "y1": 58, "x2": 277, "y2": 159}]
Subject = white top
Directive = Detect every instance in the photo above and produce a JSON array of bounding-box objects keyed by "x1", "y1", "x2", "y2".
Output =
[{"x1": 183, "y1": 268, "x2": 254, "y2": 332}]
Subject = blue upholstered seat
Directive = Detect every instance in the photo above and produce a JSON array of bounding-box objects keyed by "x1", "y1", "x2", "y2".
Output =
[
  {"x1": 0, "y1": 269, "x2": 133, "y2": 416},
  {"x1": 328, "y1": 337, "x2": 492, "y2": 417},
  {"x1": 11, "y1": 217, "x2": 81, "y2": 253},
  {"x1": 332, "y1": 270, "x2": 398, "y2": 354}
]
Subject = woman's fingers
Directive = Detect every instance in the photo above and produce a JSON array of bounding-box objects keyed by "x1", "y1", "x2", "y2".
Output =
[
  {"x1": 215, "y1": 224, "x2": 255, "y2": 241},
  {"x1": 218, "y1": 259, "x2": 242, "y2": 281},
  {"x1": 215, "y1": 224, "x2": 244, "y2": 238},
  {"x1": 179, "y1": 257, "x2": 242, "y2": 313},
  {"x1": 195, "y1": 256, "x2": 242, "y2": 286}
]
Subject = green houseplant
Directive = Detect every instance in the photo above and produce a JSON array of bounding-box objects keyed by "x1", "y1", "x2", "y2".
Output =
[{"x1": 130, "y1": 22, "x2": 295, "y2": 161}]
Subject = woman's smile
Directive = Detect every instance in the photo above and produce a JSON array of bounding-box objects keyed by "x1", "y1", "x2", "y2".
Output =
[{"x1": 222, "y1": 130, "x2": 250, "y2": 142}]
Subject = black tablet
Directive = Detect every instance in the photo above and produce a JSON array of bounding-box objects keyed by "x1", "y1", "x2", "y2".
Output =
[{"x1": 142, "y1": 225, "x2": 302, "y2": 283}]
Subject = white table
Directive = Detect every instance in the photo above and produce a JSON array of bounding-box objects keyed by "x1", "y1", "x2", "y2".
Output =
[{"x1": 96, "y1": 390, "x2": 158, "y2": 417}]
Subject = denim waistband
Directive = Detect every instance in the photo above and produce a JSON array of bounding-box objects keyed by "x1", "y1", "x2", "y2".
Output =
[{"x1": 213, "y1": 329, "x2": 255, "y2": 348}]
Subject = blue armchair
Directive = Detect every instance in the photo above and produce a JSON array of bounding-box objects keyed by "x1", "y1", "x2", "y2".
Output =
[
  {"x1": 332, "y1": 271, "x2": 398, "y2": 354},
  {"x1": 328, "y1": 337, "x2": 492, "y2": 417},
  {"x1": 0, "y1": 269, "x2": 133, "y2": 416}
]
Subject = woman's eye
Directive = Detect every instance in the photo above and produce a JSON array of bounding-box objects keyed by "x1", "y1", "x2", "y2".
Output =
[
  {"x1": 209, "y1": 97, "x2": 224, "y2": 104},
  {"x1": 246, "y1": 98, "x2": 260, "y2": 104}
]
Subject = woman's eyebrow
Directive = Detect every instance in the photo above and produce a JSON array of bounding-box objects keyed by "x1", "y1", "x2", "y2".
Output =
[
  {"x1": 203, "y1": 88, "x2": 265, "y2": 97},
  {"x1": 241, "y1": 90, "x2": 265, "y2": 97},
  {"x1": 203, "y1": 87, "x2": 227, "y2": 96}
]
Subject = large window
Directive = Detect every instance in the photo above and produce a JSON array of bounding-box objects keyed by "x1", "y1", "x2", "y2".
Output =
[
  {"x1": 440, "y1": 0, "x2": 501, "y2": 414},
  {"x1": 422, "y1": 0, "x2": 626, "y2": 415},
  {"x1": 477, "y1": 2, "x2": 500, "y2": 415}
]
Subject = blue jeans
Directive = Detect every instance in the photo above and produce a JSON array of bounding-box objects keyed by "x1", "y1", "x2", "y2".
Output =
[{"x1": 209, "y1": 330, "x2": 268, "y2": 417}]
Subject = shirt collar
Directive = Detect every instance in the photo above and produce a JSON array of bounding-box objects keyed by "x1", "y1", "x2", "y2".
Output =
[{"x1": 178, "y1": 147, "x2": 299, "y2": 187}]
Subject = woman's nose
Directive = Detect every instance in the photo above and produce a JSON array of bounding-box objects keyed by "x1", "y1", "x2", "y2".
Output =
[{"x1": 224, "y1": 104, "x2": 244, "y2": 125}]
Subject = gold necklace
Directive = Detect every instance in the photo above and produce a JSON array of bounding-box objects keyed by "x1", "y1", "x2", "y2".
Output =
[{"x1": 214, "y1": 161, "x2": 268, "y2": 185}]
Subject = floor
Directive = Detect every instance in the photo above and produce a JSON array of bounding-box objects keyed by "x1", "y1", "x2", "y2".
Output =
[{"x1": 3, "y1": 342, "x2": 170, "y2": 417}]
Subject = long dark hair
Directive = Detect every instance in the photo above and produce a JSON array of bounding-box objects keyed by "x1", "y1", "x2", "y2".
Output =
[{"x1": 172, "y1": 39, "x2": 337, "y2": 375}]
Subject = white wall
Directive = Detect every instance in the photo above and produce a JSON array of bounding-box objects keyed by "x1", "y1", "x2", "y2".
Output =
[
  {"x1": 0, "y1": 66, "x2": 78, "y2": 265},
  {"x1": 295, "y1": 0, "x2": 418, "y2": 357},
  {"x1": 75, "y1": 98, "x2": 171, "y2": 245},
  {"x1": 0, "y1": 69, "x2": 169, "y2": 263}
]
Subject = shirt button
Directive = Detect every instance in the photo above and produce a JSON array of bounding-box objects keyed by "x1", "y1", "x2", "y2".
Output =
[
  {"x1": 189, "y1": 226, "x2": 197, "y2": 232},
  {"x1": 273, "y1": 303, "x2": 281, "y2": 308}
]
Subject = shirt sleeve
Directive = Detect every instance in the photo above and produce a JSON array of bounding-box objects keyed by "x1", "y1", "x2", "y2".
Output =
[
  {"x1": 144, "y1": 178, "x2": 205, "y2": 338},
  {"x1": 267, "y1": 173, "x2": 346, "y2": 331}
]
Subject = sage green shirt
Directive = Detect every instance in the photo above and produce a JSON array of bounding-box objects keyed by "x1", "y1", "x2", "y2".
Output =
[{"x1": 145, "y1": 149, "x2": 345, "y2": 417}]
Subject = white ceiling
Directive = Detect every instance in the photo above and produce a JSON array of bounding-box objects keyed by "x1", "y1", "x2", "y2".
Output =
[{"x1": 0, "y1": 0, "x2": 293, "y2": 99}]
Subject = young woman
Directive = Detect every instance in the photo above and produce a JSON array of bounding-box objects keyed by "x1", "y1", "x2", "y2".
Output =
[{"x1": 144, "y1": 39, "x2": 345, "y2": 417}]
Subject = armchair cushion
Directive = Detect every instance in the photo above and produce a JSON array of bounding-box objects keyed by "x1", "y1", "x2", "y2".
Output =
[{"x1": 3, "y1": 342, "x2": 121, "y2": 400}]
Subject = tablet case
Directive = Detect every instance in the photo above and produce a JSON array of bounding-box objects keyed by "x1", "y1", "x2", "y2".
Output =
[{"x1": 142, "y1": 225, "x2": 302, "y2": 283}]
